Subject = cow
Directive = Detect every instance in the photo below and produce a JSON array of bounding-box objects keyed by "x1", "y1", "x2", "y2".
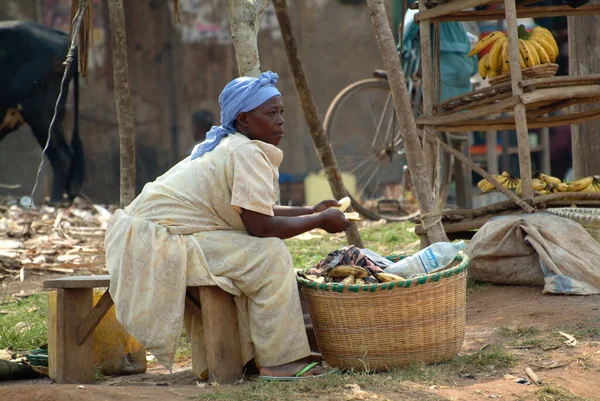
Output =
[{"x1": 0, "y1": 20, "x2": 83, "y2": 204}]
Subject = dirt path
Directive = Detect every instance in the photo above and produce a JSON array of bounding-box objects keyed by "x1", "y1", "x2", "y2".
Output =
[{"x1": 3, "y1": 284, "x2": 600, "y2": 400}]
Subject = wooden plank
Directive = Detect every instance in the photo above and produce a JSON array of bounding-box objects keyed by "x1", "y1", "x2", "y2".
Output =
[
  {"x1": 431, "y1": 107, "x2": 600, "y2": 131},
  {"x1": 44, "y1": 275, "x2": 110, "y2": 289},
  {"x1": 198, "y1": 286, "x2": 243, "y2": 383},
  {"x1": 419, "y1": 96, "x2": 519, "y2": 125},
  {"x1": 521, "y1": 85, "x2": 600, "y2": 105},
  {"x1": 521, "y1": 74, "x2": 600, "y2": 89},
  {"x1": 77, "y1": 290, "x2": 114, "y2": 346},
  {"x1": 53, "y1": 288, "x2": 94, "y2": 383},
  {"x1": 413, "y1": 0, "x2": 494, "y2": 22},
  {"x1": 425, "y1": 4, "x2": 600, "y2": 22}
]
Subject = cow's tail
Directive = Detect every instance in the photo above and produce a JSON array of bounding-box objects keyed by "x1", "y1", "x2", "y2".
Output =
[{"x1": 67, "y1": 50, "x2": 84, "y2": 200}]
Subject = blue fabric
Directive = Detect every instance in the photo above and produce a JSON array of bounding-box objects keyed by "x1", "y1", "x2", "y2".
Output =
[
  {"x1": 398, "y1": 8, "x2": 478, "y2": 102},
  {"x1": 190, "y1": 71, "x2": 281, "y2": 160}
]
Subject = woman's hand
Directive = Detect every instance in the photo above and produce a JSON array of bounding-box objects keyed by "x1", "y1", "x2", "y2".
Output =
[
  {"x1": 318, "y1": 209, "x2": 350, "y2": 233},
  {"x1": 311, "y1": 199, "x2": 341, "y2": 213}
]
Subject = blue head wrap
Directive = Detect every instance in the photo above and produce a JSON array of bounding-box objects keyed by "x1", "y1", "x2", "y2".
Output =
[{"x1": 190, "y1": 71, "x2": 281, "y2": 160}]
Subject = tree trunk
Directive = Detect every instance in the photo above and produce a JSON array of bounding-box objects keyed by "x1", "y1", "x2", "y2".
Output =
[
  {"x1": 272, "y1": 0, "x2": 363, "y2": 248},
  {"x1": 568, "y1": 5, "x2": 600, "y2": 178},
  {"x1": 225, "y1": 0, "x2": 270, "y2": 77},
  {"x1": 108, "y1": 0, "x2": 136, "y2": 207},
  {"x1": 366, "y1": 0, "x2": 449, "y2": 244}
]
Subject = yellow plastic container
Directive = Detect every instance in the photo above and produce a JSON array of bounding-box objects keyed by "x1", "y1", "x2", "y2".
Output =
[
  {"x1": 304, "y1": 170, "x2": 357, "y2": 206},
  {"x1": 48, "y1": 289, "x2": 147, "y2": 377}
]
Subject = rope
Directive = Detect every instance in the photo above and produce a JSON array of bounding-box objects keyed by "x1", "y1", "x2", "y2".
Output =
[{"x1": 421, "y1": 210, "x2": 442, "y2": 230}]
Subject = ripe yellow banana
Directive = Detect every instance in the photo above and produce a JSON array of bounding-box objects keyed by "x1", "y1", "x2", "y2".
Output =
[
  {"x1": 478, "y1": 53, "x2": 490, "y2": 79},
  {"x1": 478, "y1": 179, "x2": 495, "y2": 192},
  {"x1": 469, "y1": 31, "x2": 506, "y2": 57},
  {"x1": 534, "y1": 171, "x2": 562, "y2": 185},
  {"x1": 375, "y1": 272, "x2": 406, "y2": 283},
  {"x1": 567, "y1": 176, "x2": 593, "y2": 192},
  {"x1": 501, "y1": 39, "x2": 510, "y2": 74},
  {"x1": 528, "y1": 39, "x2": 550, "y2": 64},
  {"x1": 518, "y1": 39, "x2": 536, "y2": 67},
  {"x1": 524, "y1": 39, "x2": 540, "y2": 65},
  {"x1": 550, "y1": 182, "x2": 569, "y2": 193},
  {"x1": 489, "y1": 37, "x2": 507, "y2": 75},
  {"x1": 532, "y1": 179, "x2": 547, "y2": 191},
  {"x1": 531, "y1": 26, "x2": 555, "y2": 44},
  {"x1": 519, "y1": 52, "x2": 527, "y2": 69},
  {"x1": 530, "y1": 36, "x2": 557, "y2": 63}
]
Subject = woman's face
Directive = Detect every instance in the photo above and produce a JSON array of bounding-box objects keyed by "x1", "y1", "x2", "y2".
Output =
[{"x1": 236, "y1": 96, "x2": 284, "y2": 146}]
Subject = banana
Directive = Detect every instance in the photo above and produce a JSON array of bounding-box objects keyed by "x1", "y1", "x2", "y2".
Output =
[
  {"x1": 501, "y1": 39, "x2": 510, "y2": 74},
  {"x1": 328, "y1": 265, "x2": 369, "y2": 279},
  {"x1": 531, "y1": 26, "x2": 556, "y2": 44},
  {"x1": 336, "y1": 196, "x2": 351, "y2": 212},
  {"x1": 518, "y1": 39, "x2": 536, "y2": 67},
  {"x1": 536, "y1": 189, "x2": 551, "y2": 195},
  {"x1": 468, "y1": 31, "x2": 506, "y2": 57},
  {"x1": 375, "y1": 272, "x2": 406, "y2": 283},
  {"x1": 549, "y1": 182, "x2": 569, "y2": 193},
  {"x1": 519, "y1": 52, "x2": 527, "y2": 69},
  {"x1": 567, "y1": 176, "x2": 594, "y2": 192},
  {"x1": 489, "y1": 37, "x2": 506, "y2": 75},
  {"x1": 503, "y1": 177, "x2": 521, "y2": 190},
  {"x1": 524, "y1": 39, "x2": 540, "y2": 65},
  {"x1": 530, "y1": 36, "x2": 557, "y2": 63},
  {"x1": 478, "y1": 174, "x2": 509, "y2": 192},
  {"x1": 478, "y1": 53, "x2": 490, "y2": 79},
  {"x1": 344, "y1": 212, "x2": 361, "y2": 221},
  {"x1": 340, "y1": 274, "x2": 355, "y2": 285},
  {"x1": 534, "y1": 171, "x2": 562, "y2": 185},
  {"x1": 532, "y1": 178, "x2": 547, "y2": 191},
  {"x1": 477, "y1": 179, "x2": 495, "y2": 192},
  {"x1": 528, "y1": 39, "x2": 550, "y2": 64}
]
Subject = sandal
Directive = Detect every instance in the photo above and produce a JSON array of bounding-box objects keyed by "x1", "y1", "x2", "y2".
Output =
[{"x1": 258, "y1": 361, "x2": 329, "y2": 381}]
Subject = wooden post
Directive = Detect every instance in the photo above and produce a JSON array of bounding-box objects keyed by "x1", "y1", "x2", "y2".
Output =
[
  {"x1": 198, "y1": 287, "x2": 243, "y2": 383},
  {"x1": 486, "y1": 130, "x2": 499, "y2": 175},
  {"x1": 504, "y1": 0, "x2": 532, "y2": 198},
  {"x1": 225, "y1": 0, "x2": 270, "y2": 77},
  {"x1": 108, "y1": 0, "x2": 136, "y2": 207},
  {"x1": 418, "y1": 1, "x2": 438, "y2": 194},
  {"x1": 51, "y1": 288, "x2": 94, "y2": 383},
  {"x1": 366, "y1": 0, "x2": 449, "y2": 243},
  {"x1": 272, "y1": 0, "x2": 363, "y2": 247}
]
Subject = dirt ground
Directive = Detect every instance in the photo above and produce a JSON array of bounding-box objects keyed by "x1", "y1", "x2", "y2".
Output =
[{"x1": 2, "y1": 284, "x2": 600, "y2": 401}]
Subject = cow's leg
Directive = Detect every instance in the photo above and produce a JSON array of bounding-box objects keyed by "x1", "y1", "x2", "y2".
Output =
[{"x1": 26, "y1": 112, "x2": 73, "y2": 204}]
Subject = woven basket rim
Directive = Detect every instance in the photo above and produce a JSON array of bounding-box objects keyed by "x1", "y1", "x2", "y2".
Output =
[
  {"x1": 297, "y1": 251, "x2": 469, "y2": 293},
  {"x1": 488, "y1": 63, "x2": 559, "y2": 85},
  {"x1": 547, "y1": 207, "x2": 600, "y2": 223}
]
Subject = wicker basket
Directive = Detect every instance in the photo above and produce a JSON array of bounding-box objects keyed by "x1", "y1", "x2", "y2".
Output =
[
  {"x1": 488, "y1": 63, "x2": 559, "y2": 86},
  {"x1": 547, "y1": 207, "x2": 600, "y2": 243},
  {"x1": 297, "y1": 252, "x2": 469, "y2": 371}
]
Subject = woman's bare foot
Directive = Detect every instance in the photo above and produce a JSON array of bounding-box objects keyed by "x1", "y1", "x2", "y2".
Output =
[{"x1": 260, "y1": 356, "x2": 327, "y2": 378}]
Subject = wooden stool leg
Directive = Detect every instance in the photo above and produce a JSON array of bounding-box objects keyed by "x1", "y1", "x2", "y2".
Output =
[
  {"x1": 198, "y1": 287, "x2": 243, "y2": 383},
  {"x1": 52, "y1": 288, "x2": 94, "y2": 383}
]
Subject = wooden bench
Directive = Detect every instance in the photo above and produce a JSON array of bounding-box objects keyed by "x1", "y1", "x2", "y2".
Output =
[{"x1": 43, "y1": 275, "x2": 243, "y2": 384}]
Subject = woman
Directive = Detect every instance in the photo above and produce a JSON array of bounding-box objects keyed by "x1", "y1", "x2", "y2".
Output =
[{"x1": 105, "y1": 71, "x2": 348, "y2": 379}]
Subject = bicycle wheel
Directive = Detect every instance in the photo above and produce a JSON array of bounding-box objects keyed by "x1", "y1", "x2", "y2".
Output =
[{"x1": 324, "y1": 78, "x2": 449, "y2": 221}]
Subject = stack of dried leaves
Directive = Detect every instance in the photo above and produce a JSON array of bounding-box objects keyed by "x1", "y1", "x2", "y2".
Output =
[{"x1": 0, "y1": 199, "x2": 114, "y2": 297}]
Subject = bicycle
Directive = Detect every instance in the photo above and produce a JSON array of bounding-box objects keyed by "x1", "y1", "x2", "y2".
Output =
[{"x1": 323, "y1": 69, "x2": 454, "y2": 221}]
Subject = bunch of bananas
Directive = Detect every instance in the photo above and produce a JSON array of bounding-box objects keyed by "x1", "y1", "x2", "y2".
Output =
[
  {"x1": 469, "y1": 25, "x2": 559, "y2": 79},
  {"x1": 515, "y1": 172, "x2": 567, "y2": 195},
  {"x1": 477, "y1": 171, "x2": 521, "y2": 193},
  {"x1": 565, "y1": 176, "x2": 600, "y2": 192}
]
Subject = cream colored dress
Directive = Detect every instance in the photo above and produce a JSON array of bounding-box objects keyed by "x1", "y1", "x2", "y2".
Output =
[{"x1": 105, "y1": 133, "x2": 311, "y2": 372}]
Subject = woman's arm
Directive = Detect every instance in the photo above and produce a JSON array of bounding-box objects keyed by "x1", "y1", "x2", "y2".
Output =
[
  {"x1": 241, "y1": 208, "x2": 348, "y2": 240},
  {"x1": 273, "y1": 199, "x2": 341, "y2": 217},
  {"x1": 273, "y1": 205, "x2": 314, "y2": 216}
]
